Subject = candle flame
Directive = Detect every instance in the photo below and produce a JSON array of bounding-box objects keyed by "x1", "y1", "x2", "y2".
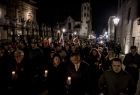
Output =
[
  {"x1": 68, "y1": 76, "x2": 71, "y2": 80},
  {"x1": 45, "y1": 70, "x2": 48, "y2": 73},
  {"x1": 12, "y1": 71, "x2": 15, "y2": 75}
]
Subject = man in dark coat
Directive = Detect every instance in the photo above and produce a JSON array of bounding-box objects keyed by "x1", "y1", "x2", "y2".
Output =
[
  {"x1": 47, "y1": 54, "x2": 67, "y2": 95},
  {"x1": 123, "y1": 46, "x2": 140, "y2": 92},
  {"x1": 66, "y1": 53, "x2": 89, "y2": 95},
  {"x1": 98, "y1": 58, "x2": 135, "y2": 95}
]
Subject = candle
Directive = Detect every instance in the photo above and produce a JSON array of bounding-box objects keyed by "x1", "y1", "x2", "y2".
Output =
[
  {"x1": 67, "y1": 76, "x2": 71, "y2": 85},
  {"x1": 44, "y1": 70, "x2": 48, "y2": 77},
  {"x1": 12, "y1": 71, "x2": 17, "y2": 79},
  {"x1": 12, "y1": 71, "x2": 16, "y2": 75}
]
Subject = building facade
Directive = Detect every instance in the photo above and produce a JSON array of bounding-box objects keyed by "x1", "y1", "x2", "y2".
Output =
[
  {"x1": 0, "y1": 0, "x2": 38, "y2": 42},
  {"x1": 64, "y1": 16, "x2": 81, "y2": 40},
  {"x1": 0, "y1": 2, "x2": 7, "y2": 40},
  {"x1": 117, "y1": 0, "x2": 140, "y2": 54},
  {"x1": 80, "y1": 0, "x2": 92, "y2": 38},
  {"x1": 53, "y1": 16, "x2": 81, "y2": 41},
  {"x1": 54, "y1": 0, "x2": 93, "y2": 40},
  {"x1": 108, "y1": 16, "x2": 116, "y2": 41}
]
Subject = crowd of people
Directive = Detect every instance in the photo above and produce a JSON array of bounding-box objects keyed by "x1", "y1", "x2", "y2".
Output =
[{"x1": 0, "y1": 39, "x2": 140, "y2": 95}]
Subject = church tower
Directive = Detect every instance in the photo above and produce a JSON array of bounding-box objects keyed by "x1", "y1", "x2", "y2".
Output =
[{"x1": 80, "y1": 0, "x2": 92, "y2": 38}]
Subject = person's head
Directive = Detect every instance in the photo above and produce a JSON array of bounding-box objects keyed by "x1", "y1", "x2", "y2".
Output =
[
  {"x1": 111, "y1": 58, "x2": 122, "y2": 73},
  {"x1": 71, "y1": 45, "x2": 76, "y2": 53},
  {"x1": 14, "y1": 50, "x2": 24, "y2": 61},
  {"x1": 19, "y1": 42, "x2": 26, "y2": 49},
  {"x1": 31, "y1": 42, "x2": 37, "y2": 49},
  {"x1": 50, "y1": 50, "x2": 56, "y2": 58},
  {"x1": 70, "y1": 53, "x2": 80, "y2": 64},
  {"x1": 52, "y1": 54, "x2": 62, "y2": 66},
  {"x1": 90, "y1": 48, "x2": 100, "y2": 58},
  {"x1": 55, "y1": 45, "x2": 61, "y2": 52},
  {"x1": 65, "y1": 44, "x2": 70, "y2": 51},
  {"x1": 98, "y1": 47, "x2": 103, "y2": 53},
  {"x1": 130, "y1": 46, "x2": 137, "y2": 55},
  {"x1": 108, "y1": 50, "x2": 114, "y2": 57}
]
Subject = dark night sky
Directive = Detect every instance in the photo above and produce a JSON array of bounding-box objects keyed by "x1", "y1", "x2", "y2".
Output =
[{"x1": 36, "y1": 0, "x2": 118, "y2": 35}]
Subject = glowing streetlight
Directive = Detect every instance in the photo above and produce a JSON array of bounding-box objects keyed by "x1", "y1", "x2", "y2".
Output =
[
  {"x1": 104, "y1": 32, "x2": 108, "y2": 35},
  {"x1": 113, "y1": 17, "x2": 120, "y2": 43},
  {"x1": 62, "y1": 28, "x2": 66, "y2": 33},
  {"x1": 74, "y1": 32, "x2": 77, "y2": 35},
  {"x1": 113, "y1": 17, "x2": 120, "y2": 25},
  {"x1": 99, "y1": 40, "x2": 104, "y2": 44}
]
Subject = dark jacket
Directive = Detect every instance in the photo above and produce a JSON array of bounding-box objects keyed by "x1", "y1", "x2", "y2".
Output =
[
  {"x1": 123, "y1": 53, "x2": 140, "y2": 82},
  {"x1": 47, "y1": 62, "x2": 67, "y2": 95},
  {"x1": 67, "y1": 61, "x2": 89, "y2": 95},
  {"x1": 98, "y1": 70, "x2": 135, "y2": 95}
]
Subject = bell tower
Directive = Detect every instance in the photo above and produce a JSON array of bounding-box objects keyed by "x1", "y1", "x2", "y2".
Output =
[{"x1": 80, "y1": 0, "x2": 92, "y2": 38}]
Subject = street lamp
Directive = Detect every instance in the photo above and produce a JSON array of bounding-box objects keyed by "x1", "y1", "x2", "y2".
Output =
[
  {"x1": 113, "y1": 17, "x2": 120, "y2": 25},
  {"x1": 113, "y1": 17, "x2": 120, "y2": 43},
  {"x1": 62, "y1": 28, "x2": 66, "y2": 33},
  {"x1": 74, "y1": 31, "x2": 77, "y2": 35}
]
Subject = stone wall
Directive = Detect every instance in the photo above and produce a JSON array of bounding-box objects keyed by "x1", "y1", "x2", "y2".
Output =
[
  {"x1": 117, "y1": 0, "x2": 139, "y2": 54},
  {"x1": 132, "y1": 18, "x2": 140, "y2": 53}
]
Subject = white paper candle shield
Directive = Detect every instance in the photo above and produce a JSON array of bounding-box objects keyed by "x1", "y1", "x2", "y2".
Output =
[
  {"x1": 12, "y1": 71, "x2": 16, "y2": 75},
  {"x1": 12, "y1": 71, "x2": 17, "y2": 79},
  {"x1": 44, "y1": 70, "x2": 48, "y2": 77},
  {"x1": 67, "y1": 76, "x2": 71, "y2": 85}
]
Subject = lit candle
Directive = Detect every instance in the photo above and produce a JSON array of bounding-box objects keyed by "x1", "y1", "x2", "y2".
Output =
[
  {"x1": 67, "y1": 76, "x2": 71, "y2": 85},
  {"x1": 12, "y1": 71, "x2": 15, "y2": 75},
  {"x1": 44, "y1": 70, "x2": 48, "y2": 77},
  {"x1": 12, "y1": 71, "x2": 17, "y2": 79}
]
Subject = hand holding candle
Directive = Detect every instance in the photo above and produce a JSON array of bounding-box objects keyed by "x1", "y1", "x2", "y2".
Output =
[
  {"x1": 67, "y1": 76, "x2": 71, "y2": 85},
  {"x1": 12, "y1": 71, "x2": 15, "y2": 75},
  {"x1": 44, "y1": 70, "x2": 48, "y2": 77},
  {"x1": 12, "y1": 71, "x2": 17, "y2": 80}
]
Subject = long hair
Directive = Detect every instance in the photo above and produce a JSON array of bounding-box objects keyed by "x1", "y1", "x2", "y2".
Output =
[{"x1": 89, "y1": 48, "x2": 101, "y2": 59}]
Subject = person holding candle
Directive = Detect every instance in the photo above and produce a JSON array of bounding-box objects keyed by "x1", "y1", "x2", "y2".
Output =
[
  {"x1": 47, "y1": 54, "x2": 67, "y2": 95},
  {"x1": 66, "y1": 53, "x2": 89, "y2": 95},
  {"x1": 67, "y1": 76, "x2": 71, "y2": 85},
  {"x1": 7, "y1": 50, "x2": 29, "y2": 95}
]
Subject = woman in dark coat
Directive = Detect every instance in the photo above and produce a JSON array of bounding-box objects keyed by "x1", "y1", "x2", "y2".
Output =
[
  {"x1": 87, "y1": 48, "x2": 103, "y2": 95},
  {"x1": 47, "y1": 54, "x2": 67, "y2": 95},
  {"x1": 7, "y1": 50, "x2": 29, "y2": 95}
]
